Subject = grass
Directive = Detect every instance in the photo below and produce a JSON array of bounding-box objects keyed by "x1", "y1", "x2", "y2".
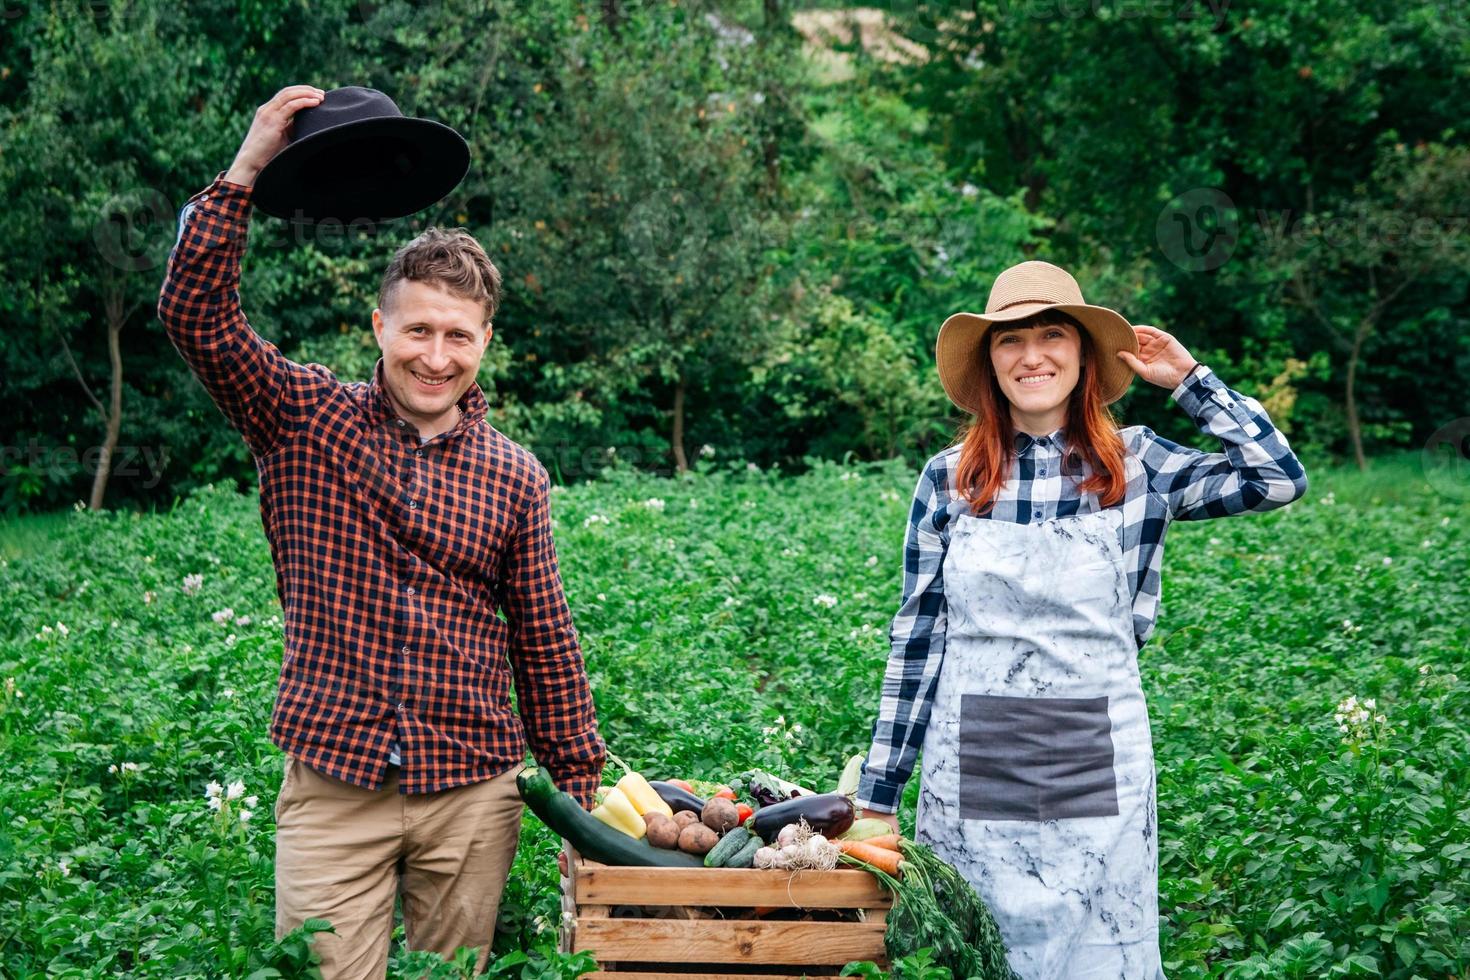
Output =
[{"x1": 0, "y1": 452, "x2": 1464, "y2": 978}]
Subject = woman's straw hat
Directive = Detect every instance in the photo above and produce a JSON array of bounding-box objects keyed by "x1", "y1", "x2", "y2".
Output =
[{"x1": 935, "y1": 260, "x2": 1139, "y2": 414}]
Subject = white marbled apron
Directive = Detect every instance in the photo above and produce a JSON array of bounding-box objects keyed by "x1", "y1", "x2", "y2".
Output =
[{"x1": 915, "y1": 507, "x2": 1165, "y2": 980}]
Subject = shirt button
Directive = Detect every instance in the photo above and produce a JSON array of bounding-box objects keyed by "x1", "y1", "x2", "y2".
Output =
[
  {"x1": 1039, "y1": 467, "x2": 1047, "y2": 476},
  {"x1": 415, "y1": 449, "x2": 424, "y2": 458},
  {"x1": 406, "y1": 586, "x2": 415, "y2": 596},
  {"x1": 396, "y1": 702, "x2": 405, "y2": 712},
  {"x1": 1033, "y1": 510, "x2": 1043, "y2": 519},
  {"x1": 408, "y1": 500, "x2": 417, "y2": 509},
  {"x1": 396, "y1": 419, "x2": 406, "y2": 428},
  {"x1": 401, "y1": 644, "x2": 410, "y2": 655}
]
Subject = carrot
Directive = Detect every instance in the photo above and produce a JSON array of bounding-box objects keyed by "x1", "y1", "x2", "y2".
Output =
[
  {"x1": 862, "y1": 834, "x2": 903, "y2": 852},
  {"x1": 835, "y1": 839, "x2": 903, "y2": 876}
]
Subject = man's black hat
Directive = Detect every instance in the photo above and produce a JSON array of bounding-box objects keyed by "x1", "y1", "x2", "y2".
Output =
[{"x1": 253, "y1": 86, "x2": 470, "y2": 224}]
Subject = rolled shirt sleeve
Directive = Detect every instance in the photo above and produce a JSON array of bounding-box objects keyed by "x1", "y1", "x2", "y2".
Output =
[
  {"x1": 857, "y1": 456, "x2": 951, "y2": 813},
  {"x1": 504, "y1": 464, "x2": 606, "y2": 809},
  {"x1": 1140, "y1": 364, "x2": 1309, "y2": 520}
]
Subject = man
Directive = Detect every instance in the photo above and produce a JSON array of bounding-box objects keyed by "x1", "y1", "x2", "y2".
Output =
[{"x1": 157, "y1": 84, "x2": 605, "y2": 977}]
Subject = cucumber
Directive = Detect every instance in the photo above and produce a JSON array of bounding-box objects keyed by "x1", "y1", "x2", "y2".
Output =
[
  {"x1": 725, "y1": 835, "x2": 763, "y2": 869},
  {"x1": 704, "y1": 825, "x2": 754, "y2": 868},
  {"x1": 517, "y1": 767, "x2": 704, "y2": 868}
]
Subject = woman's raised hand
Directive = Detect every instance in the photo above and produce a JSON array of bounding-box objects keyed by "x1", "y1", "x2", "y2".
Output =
[
  {"x1": 1117, "y1": 324, "x2": 1199, "y2": 390},
  {"x1": 224, "y1": 85, "x2": 326, "y2": 188}
]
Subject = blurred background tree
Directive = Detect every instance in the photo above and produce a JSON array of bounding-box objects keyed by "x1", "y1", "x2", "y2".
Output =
[{"x1": 0, "y1": 0, "x2": 1464, "y2": 509}]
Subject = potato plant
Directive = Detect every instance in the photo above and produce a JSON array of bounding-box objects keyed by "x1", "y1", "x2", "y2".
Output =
[{"x1": 0, "y1": 454, "x2": 1464, "y2": 977}]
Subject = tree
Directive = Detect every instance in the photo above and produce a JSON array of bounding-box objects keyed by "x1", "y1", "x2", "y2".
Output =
[{"x1": 1268, "y1": 142, "x2": 1470, "y2": 470}]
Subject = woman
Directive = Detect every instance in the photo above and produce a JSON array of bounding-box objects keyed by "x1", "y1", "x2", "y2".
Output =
[{"x1": 856, "y1": 261, "x2": 1307, "y2": 979}]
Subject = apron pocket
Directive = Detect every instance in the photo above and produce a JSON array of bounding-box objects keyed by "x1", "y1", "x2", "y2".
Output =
[{"x1": 958, "y1": 694, "x2": 1120, "y2": 822}]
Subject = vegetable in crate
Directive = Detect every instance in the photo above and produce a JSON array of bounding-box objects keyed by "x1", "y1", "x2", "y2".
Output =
[
  {"x1": 615, "y1": 772, "x2": 674, "y2": 818},
  {"x1": 704, "y1": 825, "x2": 754, "y2": 868},
  {"x1": 677, "y1": 823, "x2": 719, "y2": 856},
  {"x1": 847, "y1": 838, "x2": 1020, "y2": 980},
  {"x1": 648, "y1": 780, "x2": 706, "y2": 815},
  {"x1": 833, "y1": 753, "x2": 866, "y2": 797},
  {"x1": 687, "y1": 779, "x2": 737, "y2": 801},
  {"x1": 516, "y1": 768, "x2": 703, "y2": 868},
  {"x1": 701, "y1": 797, "x2": 740, "y2": 833},
  {"x1": 590, "y1": 786, "x2": 646, "y2": 840},
  {"x1": 749, "y1": 792, "x2": 855, "y2": 842},
  {"x1": 739, "y1": 769, "x2": 813, "y2": 807},
  {"x1": 726, "y1": 835, "x2": 763, "y2": 869},
  {"x1": 840, "y1": 817, "x2": 901, "y2": 842},
  {"x1": 645, "y1": 814, "x2": 680, "y2": 850}
]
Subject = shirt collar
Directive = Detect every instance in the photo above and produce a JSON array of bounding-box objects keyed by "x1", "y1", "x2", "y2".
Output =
[
  {"x1": 366, "y1": 358, "x2": 489, "y2": 437},
  {"x1": 1013, "y1": 426, "x2": 1067, "y2": 454}
]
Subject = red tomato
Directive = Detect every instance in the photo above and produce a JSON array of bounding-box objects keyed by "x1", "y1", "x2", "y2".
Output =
[
  {"x1": 667, "y1": 779, "x2": 694, "y2": 793},
  {"x1": 714, "y1": 787, "x2": 737, "y2": 800},
  {"x1": 736, "y1": 803, "x2": 754, "y2": 825}
]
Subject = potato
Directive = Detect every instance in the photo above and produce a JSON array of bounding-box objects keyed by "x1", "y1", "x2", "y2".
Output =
[
  {"x1": 701, "y1": 798, "x2": 739, "y2": 833},
  {"x1": 646, "y1": 815, "x2": 680, "y2": 850},
  {"x1": 672, "y1": 810, "x2": 701, "y2": 830},
  {"x1": 677, "y1": 823, "x2": 719, "y2": 856}
]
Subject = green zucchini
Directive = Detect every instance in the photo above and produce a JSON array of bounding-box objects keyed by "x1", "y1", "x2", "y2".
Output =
[
  {"x1": 517, "y1": 767, "x2": 703, "y2": 868},
  {"x1": 725, "y1": 835, "x2": 763, "y2": 869},
  {"x1": 704, "y1": 825, "x2": 754, "y2": 868}
]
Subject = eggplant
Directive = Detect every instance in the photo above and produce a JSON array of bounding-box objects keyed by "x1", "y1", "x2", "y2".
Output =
[
  {"x1": 748, "y1": 792, "x2": 856, "y2": 843},
  {"x1": 648, "y1": 780, "x2": 707, "y2": 815}
]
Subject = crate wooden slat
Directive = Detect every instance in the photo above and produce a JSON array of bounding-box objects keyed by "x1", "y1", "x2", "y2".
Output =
[
  {"x1": 576, "y1": 864, "x2": 892, "y2": 909},
  {"x1": 584, "y1": 973, "x2": 815, "y2": 980},
  {"x1": 561, "y1": 847, "x2": 892, "y2": 976},
  {"x1": 576, "y1": 920, "x2": 886, "y2": 964}
]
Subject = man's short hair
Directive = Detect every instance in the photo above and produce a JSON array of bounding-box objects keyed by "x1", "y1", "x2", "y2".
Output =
[{"x1": 378, "y1": 228, "x2": 503, "y2": 328}]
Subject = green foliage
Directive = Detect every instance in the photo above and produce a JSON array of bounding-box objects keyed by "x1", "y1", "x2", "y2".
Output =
[
  {"x1": 0, "y1": 457, "x2": 1465, "y2": 975},
  {"x1": 0, "y1": 0, "x2": 1465, "y2": 506}
]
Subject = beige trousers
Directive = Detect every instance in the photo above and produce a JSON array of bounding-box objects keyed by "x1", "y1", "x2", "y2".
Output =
[{"x1": 274, "y1": 756, "x2": 525, "y2": 979}]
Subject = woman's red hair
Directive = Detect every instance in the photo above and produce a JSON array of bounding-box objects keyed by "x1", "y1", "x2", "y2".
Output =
[{"x1": 953, "y1": 310, "x2": 1129, "y2": 515}]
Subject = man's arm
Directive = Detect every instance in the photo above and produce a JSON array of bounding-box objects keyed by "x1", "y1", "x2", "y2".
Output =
[
  {"x1": 156, "y1": 86, "x2": 328, "y2": 457},
  {"x1": 504, "y1": 463, "x2": 606, "y2": 810}
]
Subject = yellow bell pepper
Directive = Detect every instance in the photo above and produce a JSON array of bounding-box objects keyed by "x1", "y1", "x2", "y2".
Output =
[
  {"x1": 590, "y1": 786, "x2": 646, "y2": 839},
  {"x1": 616, "y1": 772, "x2": 674, "y2": 818}
]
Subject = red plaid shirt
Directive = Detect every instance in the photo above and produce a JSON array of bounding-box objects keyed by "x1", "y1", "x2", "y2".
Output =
[{"x1": 157, "y1": 175, "x2": 604, "y2": 806}]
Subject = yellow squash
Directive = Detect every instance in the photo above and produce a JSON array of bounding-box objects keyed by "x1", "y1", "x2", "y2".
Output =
[
  {"x1": 590, "y1": 786, "x2": 647, "y2": 839},
  {"x1": 615, "y1": 772, "x2": 675, "y2": 818}
]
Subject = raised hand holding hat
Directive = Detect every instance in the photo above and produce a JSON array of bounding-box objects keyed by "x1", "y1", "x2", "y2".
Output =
[
  {"x1": 1116, "y1": 324, "x2": 1200, "y2": 390},
  {"x1": 223, "y1": 84, "x2": 471, "y2": 224},
  {"x1": 225, "y1": 85, "x2": 327, "y2": 188}
]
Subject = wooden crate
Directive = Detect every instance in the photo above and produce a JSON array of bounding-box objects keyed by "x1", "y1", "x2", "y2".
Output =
[{"x1": 560, "y1": 843, "x2": 892, "y2": 979}]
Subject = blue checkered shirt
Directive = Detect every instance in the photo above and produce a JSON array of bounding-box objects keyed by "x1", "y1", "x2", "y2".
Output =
[{"x1": 856, "y1": 364, "x2": 1308, "y2": 812}]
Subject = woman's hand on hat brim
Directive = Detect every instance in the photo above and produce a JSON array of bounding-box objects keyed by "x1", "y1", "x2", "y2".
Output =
[
  {"x1": 1117, "y1": 324, "x2": 1198, "y2": 390},
  {"x1": 225, "y1": 85, "x2": 327, "y2": 189}
]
